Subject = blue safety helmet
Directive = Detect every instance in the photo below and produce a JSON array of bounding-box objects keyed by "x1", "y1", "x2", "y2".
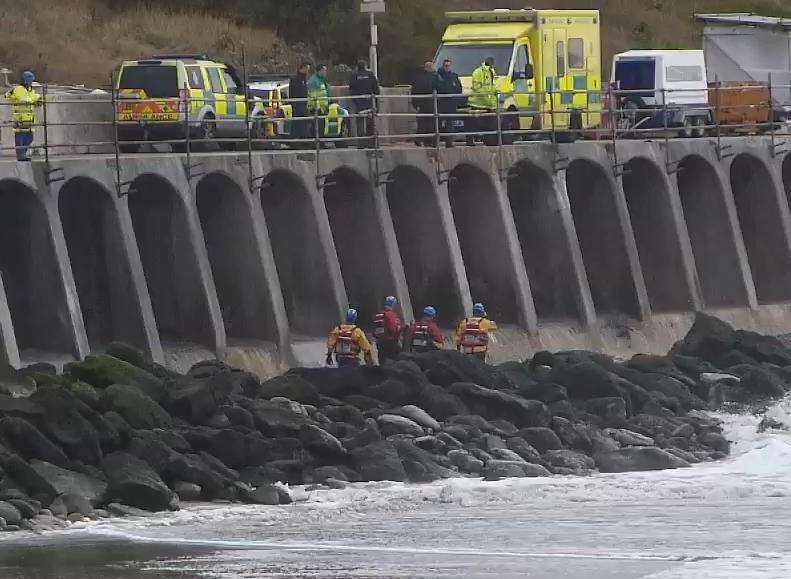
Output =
[
  {"x1": 423, "y1": 306, "x2": 437, "y2": 319},
  {"x1": 384, "y1": 296, "x2": 397, "y2": 308},
  {"x1": 346, "y1": 308, "x2": 358, "y2": 323},
  {"x1": 473, "y1": 302, "x2": 486, "y2": 316},
  {"x1": 22, "y1": 71, "x2": 35, "y2": 85}
]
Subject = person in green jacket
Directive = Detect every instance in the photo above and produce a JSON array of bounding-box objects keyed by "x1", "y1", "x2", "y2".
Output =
[
  {"x1": 468, "y1": 57, "x2": 498, "y2": 145},
  {"x1": 307, "y1": 64, "x2": 331, "y2": 115}
]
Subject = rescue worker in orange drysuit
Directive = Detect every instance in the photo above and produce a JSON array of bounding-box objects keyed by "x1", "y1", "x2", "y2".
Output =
[
  {"x1": 326, "y1": 309, "x2": 374, "y2": 368},
  {"x1": 372, "y1": 295, "x2": 403, "y2": 364},
  {"x1": 405, "y1": 306, "x2": 445, "y2": 352},
  {"x1": 455, "y1": 302, "x2": 498, "y2": 362}
]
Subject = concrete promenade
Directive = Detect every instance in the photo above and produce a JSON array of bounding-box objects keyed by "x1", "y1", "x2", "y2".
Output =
[{"x1": 1, "y1": 137, "x2": 790, "y2": 375}]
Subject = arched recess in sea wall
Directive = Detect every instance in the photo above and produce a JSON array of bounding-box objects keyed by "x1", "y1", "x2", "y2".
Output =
[
  {"x1": 507, "y1": 161, "x2": 579, "y2": 322},
  {"x1": 0, "y1": 180, "x2": 74, "y2": 355},
  {"x1": 448, "y1": 163, "x2": 520, "y2": 324},
  {"x1": 196, "y1": 172, "x2": 277, "y2": 341},
  {"x1": 128, "y1": 174, "x2": 215, "y2": 347},
  {"x1": 565, "y1": 159, "x2": 641, "y2": 317},
  {"x1": 386, "y1": 165, "x2": 463, "y2": 324},
  {"x1": 676, "y1": 155, "x2": 749, "y2": 307},
  {"x1": 729, "y1": 154, "x2": 791, "y2": 304},
  {"x1": 261, "y1": 170, "x2": 338, "y2": 336},
  {"x1": 323, "y1": 167, "x2": 394, "y2": 324},
  {"x1": 59, "y1": 177, "x2": 144, "y2": 349},
  {"x1": 622, "y1": 158, "x2": 692, "y2": 312}
]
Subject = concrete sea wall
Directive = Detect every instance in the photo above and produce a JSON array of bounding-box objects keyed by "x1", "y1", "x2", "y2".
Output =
[{"x1": 1, "y1": 138, "x2": 790, "y2": 376}]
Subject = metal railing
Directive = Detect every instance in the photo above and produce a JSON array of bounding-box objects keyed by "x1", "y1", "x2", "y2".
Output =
[{"x1": 1, "y1": 79, "x2": 789, "y2": 194}]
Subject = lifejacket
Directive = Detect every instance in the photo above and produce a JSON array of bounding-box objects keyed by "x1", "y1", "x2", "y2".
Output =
[
  {"x1": 373, "y1": 311, "x2": 398, "y2": 341},
  {"x1": 410, "y1": 322, "x2": 433, "y2": 352},
  {"x1": 460, "y1": 317, "x2": 490, "y2": 349},
  {"x1": 334, "y1": 325, "x2": 360, "y2": 357}
]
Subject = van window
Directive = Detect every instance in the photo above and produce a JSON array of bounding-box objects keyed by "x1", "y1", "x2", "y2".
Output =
[
  {"x1": 207, "y1": 67, "x2": 224, "y2": 94},
  {"x1": 666, "y1": 65, "x2": 703, "y2": 83},
  {"x1": 514, "y1": 44, "x2": 530, "y2": 76},
  {"x1": 556, "y1": 41, "x2": 566, "y2": 77},
  {"x1": 186, "y1": 66, "x2": 205, "y2": 90},
  {"x1": 434, "y1": 44, "x2": 513, "y2": 76},
  {"x1": 569, "y1": 38, "x2": 585, "y2": 69},
  {"x1": 615, "y1": 59, "x2": 656, "y2": 91},
  {"x1": 119, "y1": 65, "x2": 179, "y2": 98},
  {"x1": 223, "y1": 71, "x2": 238, "y2": 94}
]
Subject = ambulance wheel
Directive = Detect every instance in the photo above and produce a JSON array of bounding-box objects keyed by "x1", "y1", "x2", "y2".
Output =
[
  {"x1": 679, "y1": 117, "x2": 694, "y2": 139},
  {"x1": 691, "y1": 116, "x2": 706, "y2": 138}
]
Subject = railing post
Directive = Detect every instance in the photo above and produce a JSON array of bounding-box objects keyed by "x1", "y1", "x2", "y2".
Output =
[
  {"x1": 183, "y1": 82, "x2": 191, "y2": 166},
  {"x1": 111, "y1": 81, "x2": 123, "y2": 198},
  {"x1": 549, "y1": 84, "x2": 556, "y2": 145},
  {"x1": 768, "y1": 72, "x2": 777, "y2": 156},
  {"x1": 372, "y1": 93, "x2": 379, "y2": 152},
  {"x1": 41, "y1": 82, "x2": 49, "y2": 164},
  {"x1": 242, "y1": 46, "x2": 254, "y2": 193},
  {"x1": 432, "y1": 90, "x2": 440, "y2": 151},
  {"x1": 715, "y1": 75, "x2": 722, "y2": 160}
]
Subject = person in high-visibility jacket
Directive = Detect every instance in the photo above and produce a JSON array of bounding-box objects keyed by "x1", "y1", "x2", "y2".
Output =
[
  {"x1": 326, "y1": 308, "x2": 374, "y2": 368},
  {"x1": 307, "y1": 64, "x2": 331, "y2": 115},
  {"x1": 455, "y1": 302, "x2": 498, "y2": 362},
  {"x1": 467, "y1": 57, "x2": 498, "y2": 146},
  {"x1": 5, "y1": 71, "x2": 41, "y2": 161}
]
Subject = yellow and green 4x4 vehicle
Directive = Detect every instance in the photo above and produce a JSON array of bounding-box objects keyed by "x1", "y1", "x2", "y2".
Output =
[{"x1": 115, "y1": 54, "x2": 267, "y2": 152}]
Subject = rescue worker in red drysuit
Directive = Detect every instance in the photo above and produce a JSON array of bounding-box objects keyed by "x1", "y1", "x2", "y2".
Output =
[
  {"x1": 455, "y1": 302, "x2": 498, "y2": 362},
  {"x1": 405, "y1": 306, "x2": 445, "y2": 352},
  {"x1": 326, "y1": 308, "x2": 374, "y2": 368},
  {"x1": 372, "y1": 295, "x2": 403, "y2": 364}
]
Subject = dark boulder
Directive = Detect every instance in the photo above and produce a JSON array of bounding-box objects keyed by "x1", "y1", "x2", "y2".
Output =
[
  {"x1": 350, "y1": 441, "x2": 407, "y2": 482},
  {"x1": 584, "y1": 397, "x2": 627, "y2": 422},
  {"x1": 167, "y1": 368, "x2": 235, "y2": 424},
  {"x1": 68, "y1": 355, "x2": 165, "y2": 403},
  {"x1": 320, "y1": 405, "x2": 366, "y2": 428},
  {"x1": 103, "y1": 452, "x2": 174, "y2": 512},
  {"x1": 483, "y1": 460, "x2": 551, "y2": 480},
  {"x1": 448, "y1": 383, "x2": 550, "y2": 428},
  {"x1": 245, "y1": 399, "x2": 312, "y2": 437},
  {"x1": 0, "y1": 501, "x2": 22, "y2": 525},
  {"x1": 699, "y1": 431, "x2": 730, "y2": 454},
  {"x1": 0, "y1": 417, "x2": 69, "y2": 467},
  {"x1": 548, "y1": 362, "x2": 623, "y2": 400},
  {"x1": 736, "y1": 367, "x2": 788, "y2": 400},
  {"x1": 516, "y1": 427, "x2": 563, "y2": 453},
  {"x1": 674, "y1": 313, "x2": 736, "y2": 363},
  {"x1": 257, "y1": 374, "x2": 320, "y2": 406},
  {"x1": 31, "y1": 387, "x2": 102, "y2": 464},
  {"x1": 21, "y1": 460, "x2": 107, "y2": 505},
  {"x1": 342, "y1": 418, "x2": 381, "y2": 451},
  {"x1": 418, "y1": 384, "x2": 469, "y2": 420},
  {"x1": 596, "y1": 447, "x2": 691, "y2": 473},
  {"x1": 300, "y1": 425, "x2": 345, "y2": 459},
  {"x1": 545, "y1": 450, "x2": 595, "y2": 472},
  {"x1": 447, "y1": 450, "x2": 484, "y2": 474},
  {"x1": 103, "y1": 384, "x2": 172, "y2": 430},
  {"x1": 105, "y1": 342, "x2": 150, "y2": 371},
  {"x1": 550, "y1": 417, "x2": 592, "y2": 453},
  {"x1": 223, "y1": 405, "x2": 255, "y2": 429},
  {"x1": 377, "y1": 414, "x2": 425, "y2": 437},
  {"x1": 518, "y1": 382, "x2": 569, "y2": 404},
  {"x1": 391, "y1": 439, "x2": 457, "y2": 482},
  {"x1": 506, "y1": 437, "x2": 542, "y2": 463},
  {"x1": 242, "y1": 484, "x2": 280, "y2": 505},
  {"x1": 734, "y1": 330, "x2": 791, "y2": 367},
  {"x1": 0, "y1": 395, "x2": 44, "y2": 420}
]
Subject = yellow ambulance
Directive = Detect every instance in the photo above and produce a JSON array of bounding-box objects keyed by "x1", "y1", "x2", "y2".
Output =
[{"x1": 435, "y1": 9, "x2": 602, "y2": 140}]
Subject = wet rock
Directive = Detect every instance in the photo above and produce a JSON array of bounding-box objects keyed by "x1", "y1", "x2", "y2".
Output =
[
  {"x1": 603, "y1": 428, "x2": 655, "y2": 447},
  {"x1": 489, "y1": 448, "x2": 526, "y2": 462},
  {"x1": 242, "y1": 484, "x2": 280, "y2": 505},
  {"x1": 392, "y1": 439, "x2": 457, "y2": 482},
  {"x1": 548, "y1": 362, "x2": 623, "y2": 400},
  {"x1": 516, "y1": 427, "x2": 563, "y2": 453},
  {"x1": 735, "y1": 367, "x2": 788, "y2": 400},
  {"x1": 103, "y1": 384, "x2": 172, "y2": 430},
  {"x1": 674, "y1": 313, "x2": 736, "y2": 363},
  {"x1": 103, "y1": 452, "x2": 173, "y2": 512},
  {"x1": 300, "y1": 425, "x2": 345, "y2": 458},
  {"x1": 50, "y1": 493, "x2": 93, "y2": 516},
  {"x1": 258, "y1": 374, "x2": 319, "y2": 406},
  {"x1": 223, "y1": 405, "x2": 255, "y2": 429},
  {"x1": 16, "y1": 460, "x2": 107, "y2": 505},
  {"x1": 671, "y1": 423, "x2": 695, "y2": 439},
  {"x1": 0, "y1": 501, "x2": 22, "y2": 525},
  {"x1": 246, "y1": 399, "x2": 313, "y2": 437},
  {"x1": 757, "y1": 417, "x2": 787, "y2": 432},
  {"x1": 475, "y1": 433, "x2": 507, "y2": 452},
  {"x1": 436, "y1": 432, "x2": 464, "y2": 450},
  {"x1": 377, "y1": 414, "x2": 425, "y2": 437},
  {"x1": 448, "y1": 383, "x2": 550, "y2": 428},
  {"x1": 584, "y1": 397, "x2": 627, "y2": 422},
  {"x1": 310, "y1": 466, "x2": 351, "y2": 483},
  {"x1": 350, "y1": 441, "x2": 407, "y2": 482},
  {"x1": 0, "y1": 416, "x2": 70, "y2": 467},
  {"x1": 483, "y1": 460, "x2": 550, "y2": 480},
  {"x1": 30, "y1": 387, "x2": 103, "y2": 464},
  {"x1": 320, "y1": 405, "x2": 366, "y2": 428},
  {"x1": 468, "y1": 447, "x2": 494, "y2": 465},
  {"x1": 447, "y1": 415, "x2": 509, "y2": 437},
  {"x1": 506, "y1": 437, "x2": 542, "y2": 463},
  {"x1": 342, "y1": 418, "x2": 381, "y2": 451},
  {"x1": 596, "y1": 447, "x2": 690, "y2": 473},
  {"x1": 551, "y1": 417, "x2": 592, "y2": 453},
  {"x1": 414, "y1": 436, "x2": 446, "y2": 454},
  {"x1": 544, "y1": 450, "x2": 595, "y2": 472},
  {"x1": 734, "y1": 329, "x2": 791, "y2": 366},
  {"x1": 68, "y1": 355, "x2": 165, "y2": 403},
  {"x1": 517, "y1": 382, "x2": 568, "y2": 404},
  {"x1": 418, "y1": 384, "x2": 469, "y2": 420},
  {"x1": 105, "y1": 503, "x2": 151, "y2": 518},
  {"x1": 447, "y1": 449, "x2": 484, "y2": 474},
  {"x1": 168, "y1": 368, "x2": 235, "y2": 424},
  {"x1": 7, "y1": 498, "x2": 39, "y2": 519},
  {"x1": 392, "y1": 405, "x2": 441, "y2": 432},
  {"x1": 699, "y1": 431, "x2": 730, "y2": 454}
]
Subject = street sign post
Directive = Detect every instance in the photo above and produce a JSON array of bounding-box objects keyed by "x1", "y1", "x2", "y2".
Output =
[{"x1": 360, "y1": 0, "x2": 386, "y2": 78}]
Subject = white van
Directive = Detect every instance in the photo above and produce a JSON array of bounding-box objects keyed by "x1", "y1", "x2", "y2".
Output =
[{"x1": 611, "y1": 50, "x2": 711, "y2": 137}]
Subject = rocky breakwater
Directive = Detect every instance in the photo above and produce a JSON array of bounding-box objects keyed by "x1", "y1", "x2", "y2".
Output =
[{"x1": 0, "y1": 313, "x2": 787, "y2": 533}]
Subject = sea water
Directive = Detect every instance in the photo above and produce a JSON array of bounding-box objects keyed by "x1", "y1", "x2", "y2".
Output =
[{"x1": 1, "y1": 397, "x2": 789, "y2": 579}]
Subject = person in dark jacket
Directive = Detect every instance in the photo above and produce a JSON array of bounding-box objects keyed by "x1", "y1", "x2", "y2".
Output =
[
  {"x1": 288, "y1": 62, "x2": 311, "y2": 141},
  {"x1": 349, "y1": 59, "x2": 380, "y2": 143},
  {"x1": 411, "y1": 61, "x2": 439, "y2": 147},
  {"x1": 436, "y1": 59, "x2": 463, "y2": 148}
]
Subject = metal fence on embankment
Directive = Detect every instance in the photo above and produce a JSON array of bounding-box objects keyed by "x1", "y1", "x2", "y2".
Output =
[{"x1": 1, "y1": 82, "x2": 789, "y2": 197}]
